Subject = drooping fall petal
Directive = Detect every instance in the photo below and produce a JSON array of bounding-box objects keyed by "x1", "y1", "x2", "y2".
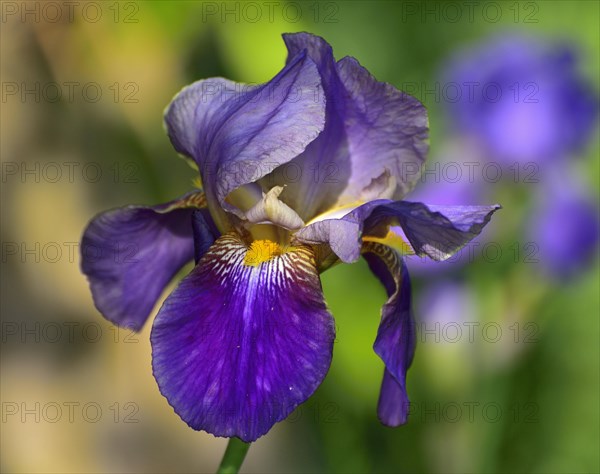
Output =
[
  {"x1": 81, "y1": 192, "x2": 206, "y2": 331},
  {"x1": 363, "y1": 242, "x2": 416, "y2": 426},
  {"x1": 151, "y1": 234, "x2": 336, "y2": 442}
]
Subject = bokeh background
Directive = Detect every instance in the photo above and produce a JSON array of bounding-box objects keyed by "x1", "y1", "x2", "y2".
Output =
[{"x1": 1, "y1": 1, "x2": 599, "y2": 473}]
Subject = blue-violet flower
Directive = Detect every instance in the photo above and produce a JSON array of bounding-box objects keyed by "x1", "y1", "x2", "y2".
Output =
[{"x1": 81, "y1": 33, "x2": 499, "y2": 442}]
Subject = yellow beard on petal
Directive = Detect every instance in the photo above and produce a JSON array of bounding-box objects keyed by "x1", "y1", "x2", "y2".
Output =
[{"x1": 244, "y1": 240, "x2": 284, "y2": 266}]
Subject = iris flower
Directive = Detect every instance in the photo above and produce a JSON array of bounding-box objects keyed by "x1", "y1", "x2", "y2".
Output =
[{"x1": 81, "y1": 33, "x2": 499, "y2": 442}]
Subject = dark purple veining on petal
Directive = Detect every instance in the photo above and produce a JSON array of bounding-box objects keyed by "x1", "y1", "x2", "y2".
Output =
[{"x1": 151, "y1": 234, "x2": 335, "y2": 442}]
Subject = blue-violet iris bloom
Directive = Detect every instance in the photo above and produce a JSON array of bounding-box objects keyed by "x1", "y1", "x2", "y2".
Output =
[
  {"x1": 443, "y1": 33, "x2": 598, "y2": 164},
  {"x1": 81, "y1": 33, "x2": 499, "y2": 442}
]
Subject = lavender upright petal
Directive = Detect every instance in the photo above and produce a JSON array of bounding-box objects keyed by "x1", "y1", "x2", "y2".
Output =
[
  {"x1": 336, "y1": 56, "x2": 429, "y2": 200},
  {"x1": 264, "y1": 33, "x2": 428, "y2": 221},
  {"x1": 164, "y1": 51, "x2": 325, "y2": 222},
  {"x1": 151, "y1": 234, "x2": 335, "y2": 442}
]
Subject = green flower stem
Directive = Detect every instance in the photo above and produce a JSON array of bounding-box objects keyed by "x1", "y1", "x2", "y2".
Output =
[{"x1": 216, "y1": 438, "x2": 250, "y2": 474}]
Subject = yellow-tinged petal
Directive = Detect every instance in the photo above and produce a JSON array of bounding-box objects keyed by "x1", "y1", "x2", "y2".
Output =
[{"x1": 363, "y1": 230, "x2": 415, "y2": 256}]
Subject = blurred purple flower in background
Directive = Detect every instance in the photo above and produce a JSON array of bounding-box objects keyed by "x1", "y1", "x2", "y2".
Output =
[
  {"x1": 529, "y1": 168, "x2": 600, "y2": 279},
  {"x1": 444, "y1": 34, "x2": 598, "y2": 164},
  {"x1": 418, "y1": 32, "x2": 600, "y2": 281},
  {"x1": 416, "y1": 280, "x2": 476, "y2": 339},
  {"x1": 409, "y1": 141, "x2": 486, "y2": 207}
]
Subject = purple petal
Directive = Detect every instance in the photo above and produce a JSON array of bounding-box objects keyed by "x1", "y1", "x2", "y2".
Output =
[
  {"x1": 295, "y1": 200, "x2": 500, "y2": 263},
  {"x1": 366, "y1": 202, "x2": 501, "y2": 261},
  {"x1": 268, "y1": 33, "x2": 428, "y2": 220},
  {"x1": 397, "y1": 203, "x2": 500, "y2": 259},
  {"x1": 81, "y1": 192, "x2": 205, "y2": 331},
  {"x1": 295, "y1": 200, "x2": 386, "y2": 263},
  {"x1": 378, "y1": 370, "x2": 410, "y2": 427},
  {"x1": 164, "y1": 50, "x2": 325, "y2": 219},
  {"x1": 151, "y1": 234, "x2": 335, "y2": 442},
  {"x1": 336, "y1": 56, "x2": 429, "y2": 200},
  {"x1": 191, "y1": 209, "x2": 220, "y2": 263},
  {"x1": 363, "y1": 244, "x2": 415, "y2": 426}
]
